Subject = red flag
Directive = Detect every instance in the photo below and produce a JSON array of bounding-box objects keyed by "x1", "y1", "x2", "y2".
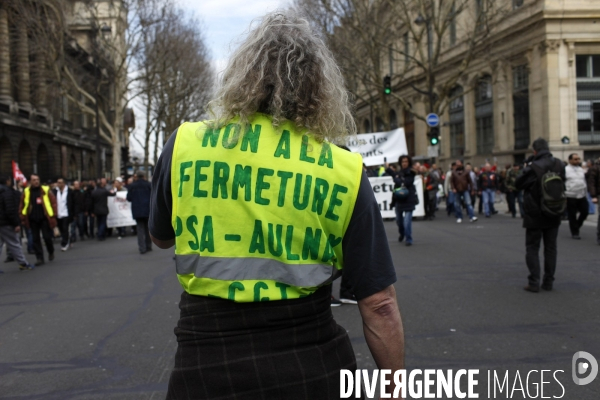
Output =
[{"x1": 12, "y1": 161, "x2": 27, "y2": 185}]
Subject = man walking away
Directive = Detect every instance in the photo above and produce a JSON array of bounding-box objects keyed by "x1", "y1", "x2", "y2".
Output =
[
  {"x1": 70, "y1": 181, "x2": 86, "y2": 242},
  {"x1": 53, "y1": 178, "x2": 74, "y2": 251},
  {"x1": 479, "y1": 163, "x2": 498, "y2": 218},
  {"x1": 450, "y1": 160, "x2": 478, "y2": 223},
  {"x1": 91, "y1": 178, "x2": 116, "y2": 241},
  {"x1": 505, "y1": 164, "x2": 525, "y2": 218},
  {"x1": 84, "y1": 180, "x2": 96, "y2": 238},
  {"x1": 19, "y1": 174, "x2": 57, "y2": 266},
  {"x1": 565, "y1": 153, "x2": 589, "y2": 239},
  {"x1": 0, "y1": 176, "x2": 34, "y2": 270},
  {"x1": 516, "y1": 138, "x2": 565, "y2": 292},
  {"x1": 586, "y1": 158, "x2": 600, "y2": 245},
  {"x1": 126, "y1": 171, "x2": 152, "y2": 254}
]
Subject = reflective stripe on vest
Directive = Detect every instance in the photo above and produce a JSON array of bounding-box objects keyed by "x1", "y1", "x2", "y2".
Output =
[
  {"x1": 171, "y1": 114, "x2": 363, "y2": 302},
  {"x1": 23, "y1": 186, "x2": 54, "y2": 217},
  {"x1": 175, "y1": 254, "x2": 339, "y2": 288}
]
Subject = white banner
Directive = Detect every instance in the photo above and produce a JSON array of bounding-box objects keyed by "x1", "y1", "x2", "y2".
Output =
[
  {"x1": 346, "y1": 129, "x2": 408, "y2": 167},
  {"x1": 107, "y1": 191, "x2": 136, "y2": 228},
  {"x1": 368, "y1": 175, "x2": 425, "y2": 219}
]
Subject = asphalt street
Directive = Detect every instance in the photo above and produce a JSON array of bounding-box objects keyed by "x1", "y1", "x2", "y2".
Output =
[{"x1": 0, "y1": 206, "x2": 598, "y2": 399}]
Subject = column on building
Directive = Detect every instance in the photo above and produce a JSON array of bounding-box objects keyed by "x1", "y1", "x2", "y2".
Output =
[
  {"x1": 529, "y1": 43, "x2": 544, "y2": 142},
  {"x1": 463, "y1": 80, "x2": 477, "y2": 161},
  {"x1": 16, "y1": 23, "x2": 31, "y2": 109},
  {"x1": 493, "y1": 63, "x2": 511, "y2": 154},
  {"x1": 0, "y1": 4, "x2": 11, "y2": 103},
  {"x1": 413, "y1": 98, "x2": 427, "y2": 158},
  {"x1": 540, "y1": 39, "x2": 562, "y2": 147}
]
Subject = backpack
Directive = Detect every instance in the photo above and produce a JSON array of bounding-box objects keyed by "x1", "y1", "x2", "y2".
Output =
[{"x1": 531, "y1": 159, "x2": 566, "y2": 216}]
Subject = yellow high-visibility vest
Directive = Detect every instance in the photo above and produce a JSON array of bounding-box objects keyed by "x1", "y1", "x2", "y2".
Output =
[
  {"x1": 22, "y1": 185, "x2": 54, "y2": 218},
  {"x1": 171, "y1": 114, "x2": 363, "y2": 302}
]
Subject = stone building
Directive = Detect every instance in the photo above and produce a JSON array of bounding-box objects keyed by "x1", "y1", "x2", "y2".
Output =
[
  {"x1": 0, "y1": 0, "x2": 131, "y2": 183},
  {"x1": 354, "y1": 0, "x2": 600, "y2": 167}
]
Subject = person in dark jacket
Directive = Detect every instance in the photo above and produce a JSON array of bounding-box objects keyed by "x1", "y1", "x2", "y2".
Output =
[
  {"x1": 386, "y1": 155, "x2": 417, "y2": 246},
  {"x1": 516, "y1": 138, "x2": 565, "y2": 293},
  {"x1": 450, "y1": 160, "x2": 477, "y2": 223},
  {"x1": 0, "y1": 176, "x2": 34, "y2": 270},
  {"x1": 586, "y1": 158, "x2": 600, "y2": 245},
  {"x1": 70, "y1": 180, "x2": 86, "y2": 242},
  {"x1": 84, "y1": 180, "x2": 96, "y2": 238},
  {"x1": 52, "y1": 178, "x2": 74, "y2": 251},
  {"x1": 127, "y1": 171, "x2": 153, "y2": 254},
  {"x1": 478, "y1": 163, "x2": 498, "y2": 218},
  {"x1": 91, "y1": 178, "x2": 116, "y2": 241}
]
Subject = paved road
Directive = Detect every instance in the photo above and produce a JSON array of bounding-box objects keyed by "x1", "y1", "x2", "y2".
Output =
[{"x1": 0, "y1": 209, "x2": 598, "y2": 399}]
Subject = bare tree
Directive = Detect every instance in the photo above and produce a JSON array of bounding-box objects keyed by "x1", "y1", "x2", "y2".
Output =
[
  {"x1": 295, "y1": 0, "x2": 511, "y2": 128},
  {"x1": 132, "y1": 3, "x2": 214, "y2": 172}
]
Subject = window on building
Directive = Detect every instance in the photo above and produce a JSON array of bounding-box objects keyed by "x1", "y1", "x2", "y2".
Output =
[
  {"x1": 475, "y1": 75, "x2": 494, "y2": 154},
  {"x1": 376, "y1": 117, "x2": 385, "y2": 132},
  {"x1": 389, "y1": 109, "x2": 398, "y2": 129},
  {"x1": 576, "y1": 55, "x2": 600, "y2": 145},
  {"x1": 363, "y1": 118, "x2": 371, "y2": 133},
  {"x1": 449, "y1": 86, "x2": 465, "y2": 158},
  {"x1": 513, "y1": 0, "x2": 524, "y2": 9},
  {"x1": 513, "y1": 65, "x2": 530, "y2": 150}
]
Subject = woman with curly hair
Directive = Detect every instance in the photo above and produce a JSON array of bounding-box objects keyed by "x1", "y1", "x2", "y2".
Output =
[{"x1": 149, "y1": 10, "x2": 404, "y2": 399}]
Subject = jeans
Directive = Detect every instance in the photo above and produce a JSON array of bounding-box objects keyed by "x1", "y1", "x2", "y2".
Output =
[
  {"x1": 0, "y1": 225, "x2": 29, "y2": 265},
  {"x1": 446, "y1": 192, "x2": 455, "y2": 215},
  {"x1": 136, "y1": 218, "x2": 152, "y2": 252},
  {"x1": 525, "y1": 227, "x2": 559, "y2": 287},
  {"x1": 587, "y1": 192, "x2": 595, "y2": 214},
  {"x1": 566, "y1": 197, "x2": 589, "y2": 236},
  {"x1": 507, "y1": 191, "x2": 525, "y2": 217},
  {"x1": 454, "y1": 191, "x2": 474, "y2": 219},
  {"x1": 29, "y1": 218, "x2": 54, "y2": 261},
  {"x1": 96, "y1": 215, "x2": 107, "y2": 239},
  {"x1": 482, "y1": 189, "x2": 496, "y2": 216},
  {"x1": 87, "y1": 214, "x2": 95, "y2": 238},
  {"x1": 57, "y1": 217, "x2": 70, "y2": 247},
  {"x1": 394, "y1": 207, "x2": 413, "y2": 244},
  {"x1": 71, "y1": 212, "x2": 86, "y2": 241},
  {"x1": 26, "y1": 227, "x2": 34, "y2": 253}
]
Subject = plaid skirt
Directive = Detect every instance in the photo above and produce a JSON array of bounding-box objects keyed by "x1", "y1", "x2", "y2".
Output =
[{"x1": 166, "y1": 285, "x2": 358, "y2": 400}]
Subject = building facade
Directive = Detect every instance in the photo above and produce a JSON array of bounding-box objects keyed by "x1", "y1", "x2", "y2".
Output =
[
  {"x1": 0, "y1": 0, "x2": 130, "y2": 183},
  {"x1": 354, "y1": 0, "x2": 600, "y2": 167}
]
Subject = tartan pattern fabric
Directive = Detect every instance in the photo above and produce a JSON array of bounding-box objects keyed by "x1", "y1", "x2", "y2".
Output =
[{"x1": 166, "y1": 285, "x2": 359, "y2": 400}]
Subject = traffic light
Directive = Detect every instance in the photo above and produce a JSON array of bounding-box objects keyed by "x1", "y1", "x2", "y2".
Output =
[
  {"x1": 383, "y1": 75, "x2": 391, "y2": 95},
  {"x1": 429, "y1": 127, "x2": 439, "y2": 146}
]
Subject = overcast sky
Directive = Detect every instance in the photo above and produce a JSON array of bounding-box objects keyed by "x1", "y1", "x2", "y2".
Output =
[
  {"x1": 130, "y1": 0, "x2": 289, "y2": 158},
  {"x1": 179, "y1": 0, "x2": 288, "y2": 73}
]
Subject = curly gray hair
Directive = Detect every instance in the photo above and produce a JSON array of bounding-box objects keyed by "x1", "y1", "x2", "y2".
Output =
[{"x1": 206, "y1": 10, "x2": 356, "y2": 143}]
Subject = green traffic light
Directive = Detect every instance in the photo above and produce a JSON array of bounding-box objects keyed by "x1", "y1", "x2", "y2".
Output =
[
  {"x1": 384, "y1": 88, "x2": 391, "y2": 95},
  {"x1": 430, "y1": 137, "x2": 439, "y2": 145}
]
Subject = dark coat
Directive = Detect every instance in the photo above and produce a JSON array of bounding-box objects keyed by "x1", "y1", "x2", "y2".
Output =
[
  {"x1": 586, "y1": 163, "x2": 600, "y2": 198},
  {"x1": 72, "y1": 189, "x2": 85, "y2": 215},
  {"x1": 387, "y1": 167, "x2": 417, "y2": 212},
  {"x1": 126, "y1": 179, "x2": 152, "y2": 219},
  {"x1": 18, "y1": 186, "x2": 58, "y2": 229},
  {"x1": 91, "y1": 187, "x2": 116, "y2": 216},
  {"x1": 0, "y1": 184, "x2": 21, "y2": 227},
  {"x1": 515, "y1": 150, "x2": 565, "y2": 230},
  {"x1": 52, "y1": 187, "x2": 75, "y2": 222},
  {"x1": 451, "y1": 167, "x2": 473, "y2": 193},
  {"x1": 478, "y1": 171, "x2": 498, "y2": 191},
  {"x1": 84, "y1": 186, "x2": 95, "y2": 213}
]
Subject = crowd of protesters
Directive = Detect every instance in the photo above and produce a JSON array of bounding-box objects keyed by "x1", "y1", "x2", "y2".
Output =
[
  {"x1": 0, "y1": 170, "x2": 152, "y2": 272},
  {"x1": 368, "y1": 152, "x2": 600, "y2": 246}
]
